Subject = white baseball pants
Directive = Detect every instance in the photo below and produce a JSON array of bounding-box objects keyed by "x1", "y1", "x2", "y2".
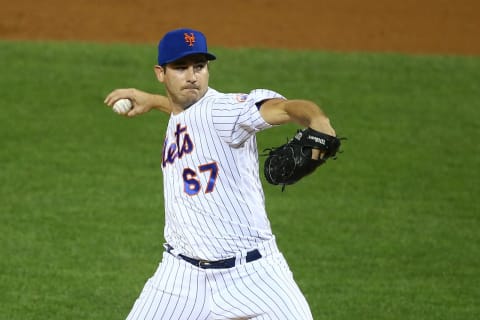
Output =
[{"x1": 125, "y1": 242, "x2": 313, "y2": 320}]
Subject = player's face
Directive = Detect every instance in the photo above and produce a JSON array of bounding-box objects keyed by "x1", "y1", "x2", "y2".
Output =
[{"x1": 155, "y1": 54, "x2": 210, "y2": 111}]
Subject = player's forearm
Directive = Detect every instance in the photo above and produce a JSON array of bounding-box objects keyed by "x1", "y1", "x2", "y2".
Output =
[
  {"x1": 261, "y1": 99, "x2": 335, "y2": 136},
  {"x1": 283, "y1": 100, "x2": 325, "y2": 126},
  {"x1": 284, "y1": 100, "x2": 336, "y2": 136},
  {"x1": 149, "y1": 94, "x2": 172, "y2": 114}
]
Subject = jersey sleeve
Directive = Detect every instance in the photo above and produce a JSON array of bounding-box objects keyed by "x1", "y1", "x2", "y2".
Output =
[{"x1": 212, "y1": 89, "x2": 285, "y2": 147}]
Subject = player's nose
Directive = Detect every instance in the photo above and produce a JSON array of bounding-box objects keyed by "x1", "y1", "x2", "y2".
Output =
[{"x1": 186, "y1": 66, "x2": 197, "y2": 82}]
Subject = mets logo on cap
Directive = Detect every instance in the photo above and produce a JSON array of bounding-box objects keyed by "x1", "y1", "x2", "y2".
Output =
[{"x1": 184, "y1": 32, "x2": 195, "y2": 47}]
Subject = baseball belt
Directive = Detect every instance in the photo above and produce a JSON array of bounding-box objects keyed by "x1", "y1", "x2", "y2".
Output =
[{"x1": 165, "y1": 244, "x2": 262, "y2": 269}]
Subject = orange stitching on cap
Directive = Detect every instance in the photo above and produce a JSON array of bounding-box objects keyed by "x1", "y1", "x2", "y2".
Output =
[{"x1": 184, "y1": 33, "x2": 195, "y2": 47}]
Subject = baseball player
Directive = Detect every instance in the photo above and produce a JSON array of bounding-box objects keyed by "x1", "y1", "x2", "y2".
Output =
[{"x1": 104, "y1": 28, "x2": 338, "y2": 320}]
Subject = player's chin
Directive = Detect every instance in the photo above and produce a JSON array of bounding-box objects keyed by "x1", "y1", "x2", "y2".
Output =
[
  {"x1": 178, "y1": 96, "x2": 198, "y2": 109},
  {"x1": 181, "y1": 90, "x2": 202, "y2": 104}
]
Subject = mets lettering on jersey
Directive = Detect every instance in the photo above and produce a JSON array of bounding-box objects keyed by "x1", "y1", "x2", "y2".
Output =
[{"x1": 162, "y1": 123, "x2": 194, "y2": 167}]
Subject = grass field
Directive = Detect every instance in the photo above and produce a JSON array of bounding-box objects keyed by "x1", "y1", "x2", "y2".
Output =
[{"x1": 0, "y1": 40, "x2": 479, "y2": 319}]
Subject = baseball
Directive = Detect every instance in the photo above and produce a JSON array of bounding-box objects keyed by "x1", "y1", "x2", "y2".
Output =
[{"x1": 112, "y1": 98, "x2": 133, "y2": 114}]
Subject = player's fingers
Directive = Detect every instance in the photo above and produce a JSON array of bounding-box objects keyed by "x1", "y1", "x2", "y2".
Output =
[
  {"x1": 104, "y1": 91, "x2": 119, "y2": 106},
  {"x1": 127, "y1": 106, "x2": 143, "y2": 117},
  {"x1": 104, "y1": 91, "x2": 125, "y2": 106},
  {"x1": 104, "y1": 88, "x2": 134, "y2": 106},
  {"x1": 127, "y1": 109, "x2": 136, "y2": 117}
]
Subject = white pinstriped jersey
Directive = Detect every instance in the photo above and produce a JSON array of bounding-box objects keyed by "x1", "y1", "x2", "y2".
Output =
[
  {"x1": 161, "y1": 88, "x2": 284, "y2": 260},
  {"x1": 127, "y1": 87, "x2": 314, "y2": 320}
]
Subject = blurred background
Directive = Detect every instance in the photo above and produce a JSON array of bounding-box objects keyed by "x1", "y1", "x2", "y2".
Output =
[{"x1": 1, "y1": 0, "x2": 480, "y2": 55}]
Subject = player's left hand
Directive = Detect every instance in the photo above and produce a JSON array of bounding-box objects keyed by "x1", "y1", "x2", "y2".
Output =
[{"x1": 264, "y1": 127, "x2": 342, "y2": 188}]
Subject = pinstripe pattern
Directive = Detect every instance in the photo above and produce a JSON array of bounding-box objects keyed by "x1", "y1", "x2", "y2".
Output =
[
  {"x1": 126, "y1": 242, "x2": 313, "y2": 320},
  {"x1": 127, "y1": 88, "x2": 313, "y2": 319},
  {"x1": 162, "y1": 88, "x2": 282, "y2": 260},
  {"x1": 126, "y1": 252, "x2": 211, "y2": 320}
]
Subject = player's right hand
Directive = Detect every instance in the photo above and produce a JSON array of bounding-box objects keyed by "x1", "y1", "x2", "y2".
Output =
[{"x1": 104, "y1": 88, "x2": 159, "y2": 117}]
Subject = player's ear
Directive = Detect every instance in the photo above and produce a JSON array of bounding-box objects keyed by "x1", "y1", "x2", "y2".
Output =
[{"x1": 154, "y1": 65, "x2": 165, "y2": 83}]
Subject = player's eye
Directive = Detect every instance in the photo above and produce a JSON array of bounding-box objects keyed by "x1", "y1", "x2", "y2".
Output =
[{"x1": 194, "y1": 63, "x2": 207, "y2": 71}]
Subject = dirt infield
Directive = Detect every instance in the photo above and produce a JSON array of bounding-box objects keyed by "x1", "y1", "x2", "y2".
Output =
[{"x1": 1, "y1": 0, "x2": 479, "y2": 55}]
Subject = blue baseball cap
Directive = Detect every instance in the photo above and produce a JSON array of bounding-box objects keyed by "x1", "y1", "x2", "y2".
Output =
[{"x1": 158, "y1": 28, "x2": 216, "y2": 65}]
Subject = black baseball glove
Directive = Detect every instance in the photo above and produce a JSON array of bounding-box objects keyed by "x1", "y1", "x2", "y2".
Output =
[{"x1": 264, "y1": 127, "x2": 342, "y2": 187}]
